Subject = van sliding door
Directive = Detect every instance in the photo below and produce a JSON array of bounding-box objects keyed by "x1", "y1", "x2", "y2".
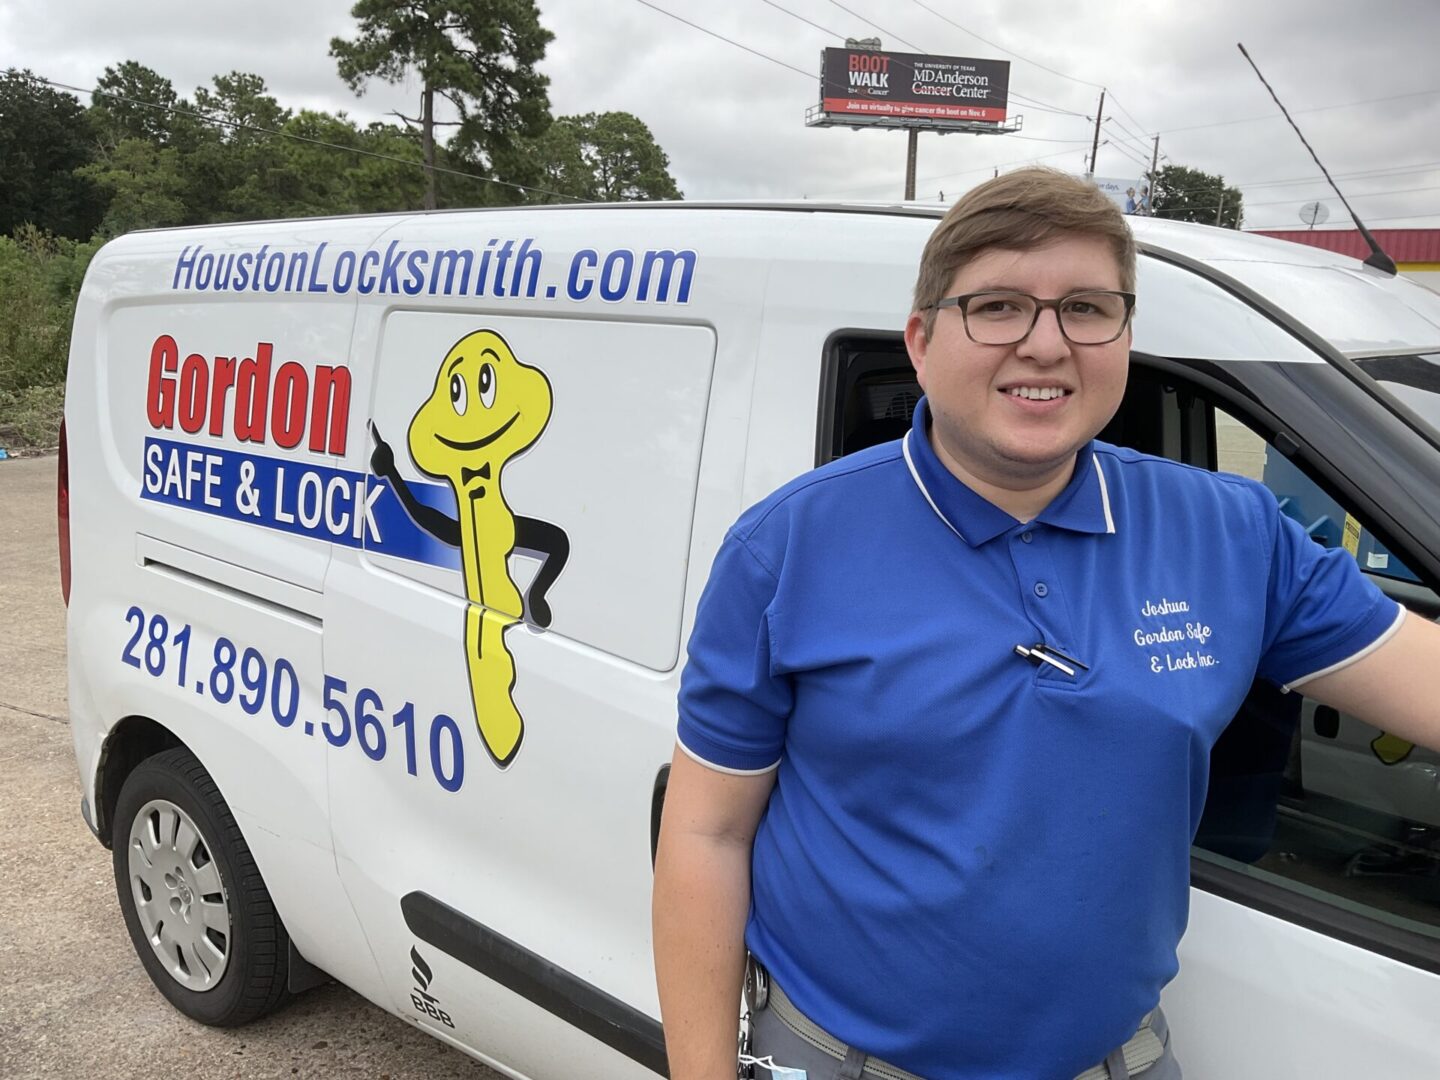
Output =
[{"x1": 320, "y1": 297, "x2": 716, "y2": 1078}]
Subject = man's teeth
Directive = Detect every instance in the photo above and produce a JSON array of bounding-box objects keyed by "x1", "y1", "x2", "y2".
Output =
[{"x1": 1005, "y1": 386, "x2": 1070, "y2": 400}]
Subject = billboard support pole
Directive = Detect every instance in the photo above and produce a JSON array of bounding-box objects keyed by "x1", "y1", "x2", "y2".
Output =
[
  {"x1": 1087, "y1": 88, "x2": 1105, "y2": 176},
  {"x1": 905, "y1": 129, "x2": 918, "y2": 201}
]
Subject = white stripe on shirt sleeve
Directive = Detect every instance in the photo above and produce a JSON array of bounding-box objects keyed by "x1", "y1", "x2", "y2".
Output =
[
  {"x1": 1282, "y1": 604, "x2": 1407, "y2": 693},
  {"x1": 675, "y1": 737, "x2": 781, "y2": 776}
]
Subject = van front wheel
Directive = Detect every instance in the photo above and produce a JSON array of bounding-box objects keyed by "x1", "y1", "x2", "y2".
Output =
[{"x1": 111, "y1": 747, "x2": 290, "y2": 1026}]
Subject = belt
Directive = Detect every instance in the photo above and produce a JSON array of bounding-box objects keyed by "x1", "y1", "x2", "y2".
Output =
[{"x1": 760, "y1": 973, "x2": 1166, "y2": 1080}]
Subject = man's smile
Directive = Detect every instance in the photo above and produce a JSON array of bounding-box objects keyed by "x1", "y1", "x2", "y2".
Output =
[{"x1": 1003, "y1": 385, "x2": 1072, "y2": 401}]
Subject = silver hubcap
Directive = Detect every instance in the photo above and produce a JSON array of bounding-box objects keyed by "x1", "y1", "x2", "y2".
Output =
[{"x1": 127, "y1": 799, "x2": 231, "y2": 991}]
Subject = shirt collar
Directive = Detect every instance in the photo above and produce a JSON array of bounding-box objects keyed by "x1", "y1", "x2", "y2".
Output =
[{"x1": 902, "y1": 396, "x2": 1117, "y2": 546}]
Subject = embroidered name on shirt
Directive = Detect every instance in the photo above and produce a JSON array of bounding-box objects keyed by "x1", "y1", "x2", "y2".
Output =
[{"x1": 1133, "y1": 597, "x2": 1218, "y2": 673}]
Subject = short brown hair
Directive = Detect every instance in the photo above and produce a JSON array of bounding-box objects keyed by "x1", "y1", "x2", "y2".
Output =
[{"x1": 912, "y1": 167, "x2": 1137, "y2": 337}]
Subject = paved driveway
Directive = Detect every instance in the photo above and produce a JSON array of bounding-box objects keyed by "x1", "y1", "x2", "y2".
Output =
[{"x1": 0, "y1": 454, "x2": 500, "y2": 1079}]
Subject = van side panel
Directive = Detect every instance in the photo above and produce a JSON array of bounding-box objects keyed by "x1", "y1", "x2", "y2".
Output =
[{"x1": 745, "y1": 212, "x2": 930, "y2": 498}]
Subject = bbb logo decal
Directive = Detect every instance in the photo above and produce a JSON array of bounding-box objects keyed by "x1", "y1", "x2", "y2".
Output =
[{"x1": 410, "y1": 947, "x2": 455, "y2": 1028}]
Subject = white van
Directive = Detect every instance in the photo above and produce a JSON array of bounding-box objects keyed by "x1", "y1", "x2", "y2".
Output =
[{"x1": 62, "y1": 203, "x2": 1440, "y2": 1078}]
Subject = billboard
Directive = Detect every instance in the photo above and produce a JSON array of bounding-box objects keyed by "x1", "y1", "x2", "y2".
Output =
[
  {"x1": 820, "y1": 47, "x2": 1011, "y2": 124},
  {"x1": 1092, "y1": 176, "x2": 1149, "y2": 215}
]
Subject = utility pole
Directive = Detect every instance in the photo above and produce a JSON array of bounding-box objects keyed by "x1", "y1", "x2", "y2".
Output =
[
  {"x1": 905, "y1": 128, "x2": 918, "y2": 200},
  {"x1": 1215, "y1": 190, "x2": 1226, "y2": 227},
  {"x1": 1146, "y1": 134, "x2": 1160, "y2": 216},
  {"x1": 1087, "y1": 89, "x2": 1105, "y2": 176}
]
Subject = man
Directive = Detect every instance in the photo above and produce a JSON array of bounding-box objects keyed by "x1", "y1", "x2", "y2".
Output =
[{"x1": 652, "y1": 168, "x2": 1440, "y2": 1080}]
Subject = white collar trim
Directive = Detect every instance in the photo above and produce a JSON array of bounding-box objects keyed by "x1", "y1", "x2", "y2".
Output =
[
  {"x1": 1095, "y1": 456, "x2": 1116, "y2": 534},
  {"x1": 903, "y1": 430, "x2": 967, "y2": 542},
  {"x1": 904, "y1": 428, "x2": 1116, "y2": 539}
]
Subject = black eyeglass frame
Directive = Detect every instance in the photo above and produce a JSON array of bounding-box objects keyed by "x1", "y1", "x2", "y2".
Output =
[{"x1": 930, "y1": 290, "x2": 1137, "y2": 346}]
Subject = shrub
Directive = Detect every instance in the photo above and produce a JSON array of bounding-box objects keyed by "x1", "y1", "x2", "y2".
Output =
[{"x1": 0, "y1": 382, "x2": 66, "y2": 449}]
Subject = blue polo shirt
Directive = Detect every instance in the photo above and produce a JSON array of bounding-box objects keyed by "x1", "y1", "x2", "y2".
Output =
[{"x1": 677, "y1": 397, "x2": 1402, "y2": 1079}]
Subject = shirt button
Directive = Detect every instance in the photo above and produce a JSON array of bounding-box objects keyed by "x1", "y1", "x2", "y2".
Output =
[
  {"x1": 1021, "y1": 532, "x2": 1033, "y2": 544},
  {"x1": 1034, "y1": 582, "x2": 1049, "y2": 598}
]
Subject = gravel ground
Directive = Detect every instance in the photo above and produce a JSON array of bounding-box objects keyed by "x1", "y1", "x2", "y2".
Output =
[{"x1": 0, "y1": 454, "x2": 500, "y2": 1080}]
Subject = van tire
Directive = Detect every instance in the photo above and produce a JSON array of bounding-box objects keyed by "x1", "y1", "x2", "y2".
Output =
[{"x1": 111, "y1": 747, "x2": 291, "y2": 1026}]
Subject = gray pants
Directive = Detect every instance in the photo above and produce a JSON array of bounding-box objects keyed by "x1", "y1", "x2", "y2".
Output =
[{"x1": 748, "y1": 993, "x2": 1182, "y2": 1080}]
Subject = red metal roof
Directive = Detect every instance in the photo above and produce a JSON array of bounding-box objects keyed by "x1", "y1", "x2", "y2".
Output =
[{"x1": 1250, "y1": 228, "x2": 1440, "y2": 264}]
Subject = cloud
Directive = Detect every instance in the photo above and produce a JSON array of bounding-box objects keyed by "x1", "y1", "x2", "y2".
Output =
[{"x1": 5, "y1": 0, "x2": 1437, "y2": 226}]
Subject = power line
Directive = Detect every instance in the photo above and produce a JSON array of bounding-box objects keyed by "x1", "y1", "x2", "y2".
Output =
[
  {"x1": 1156, "y1": 85, "x2": 1440, "y2": 137},
  {"x1": 757, "y1": 0, "x2": 847, "y2": 39},
  {"x1": 757, "y1": 0, "x2": 1085, "y2": 120},
  {"x1": 1007, "y1": 92, "x2": 1087, "y2": 118},
  {"x1": 1104, "y1": 91, "x2": 1154, "y2": 142},
  {"x1": 1156, "y1": 182, "x2": 1440, "y2": 219},
  {"x1": 1103, "y1": 116, "x2": 1152, "y2": 156},
  {"x1": 648, "y1": 0, "x2": 1085, "y2": 134},
  {"x1": 1008, "y1": 96, "x2": 1089, "y2": 117},
  {"x1": 1235, "y1": 159, "x2": 1440, "y2": 190},
  {"x1": 823, "y1": 0, "x2": 921, "y2": 52},
  {"x1": 1243, "y1": 182, "x2": 1440, "y2": 209},
  {"x1": 631, "y1": 0, "x2": 813, "y2": 78},
  {"x1": 812, "y1": 144, "x2": 1085, "y2": 199},
  {"x1": 1104, "y1": 139, "x2": 1154, "y2": 173},
  {"x1": 894, "y1": 0, "x2": 1096, "y2": 115},
  {"x1": 33, "y1": 74, "x2": 585, "y2": 203},
  {"x1": 1005, "y1": 134, "x2": 1094, "y2": 144},
  {"x1": 904, "y1": 0, "x2": 1103, "y2": 90},
  {"x1": 1247, "y1": 210, "x2": 1440, "y2": 225}
]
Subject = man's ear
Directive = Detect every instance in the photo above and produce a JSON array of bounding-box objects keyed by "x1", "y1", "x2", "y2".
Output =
[{"x1": 904, "y1": 312, "x2": 930, "y2": 392}]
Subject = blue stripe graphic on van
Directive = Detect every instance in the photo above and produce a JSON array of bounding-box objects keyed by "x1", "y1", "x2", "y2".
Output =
[{"x1": 139, "y1": 437, "x2": 461, "y2": 569}]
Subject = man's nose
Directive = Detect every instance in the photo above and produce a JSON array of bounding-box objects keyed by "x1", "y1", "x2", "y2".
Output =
[{"x1": 1017, "y1": 306, "x2": 1070, "y2": 362}]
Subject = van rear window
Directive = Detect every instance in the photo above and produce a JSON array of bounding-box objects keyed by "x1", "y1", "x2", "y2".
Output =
[{"x1": 819, "y1": 335, "x2": 917, "y2": 464}]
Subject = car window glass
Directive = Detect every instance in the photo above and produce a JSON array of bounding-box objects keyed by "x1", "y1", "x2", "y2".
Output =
[
  {"x1": 1200, "y1": 402, "x2": 1440, "y2": 945},
  {"x1": 820, "y1": 337, "x2": 918, "y2": 463},
  {"x1": 1221, "y1": 417, "x2": 1420, "y2": 586},
  {"x1": 1354, "y1": 353, "x2": 1440, "y2": 443}
]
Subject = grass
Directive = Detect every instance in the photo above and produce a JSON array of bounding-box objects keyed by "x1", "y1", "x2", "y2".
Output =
[{"x1": 0, "y1": 382, "x2": 66, "y2": 451}]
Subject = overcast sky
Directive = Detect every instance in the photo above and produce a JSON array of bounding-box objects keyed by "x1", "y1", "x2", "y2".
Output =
[{"x1": 3, "y1": 0, "x2": 1437, "y2": 231}]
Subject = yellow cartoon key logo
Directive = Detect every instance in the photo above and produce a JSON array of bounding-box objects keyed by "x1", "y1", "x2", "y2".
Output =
[{"x1": 370, "y1": 330, "x2": 568, "y2": 768}]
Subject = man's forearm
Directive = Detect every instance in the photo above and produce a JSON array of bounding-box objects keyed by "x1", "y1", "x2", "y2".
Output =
[{"x1": 653, "y1": 833, "x2": 752, "y2": 1080}]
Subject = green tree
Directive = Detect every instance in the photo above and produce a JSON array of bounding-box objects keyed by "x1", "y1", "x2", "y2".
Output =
[
  {"x1": 191, "y1": 71, "x2": 292, "y2": 146},
  {"x1": 330, "y1": 0, "x2": 554, "y2": 211},
  {"x1": 176, "y1": 72, "x2": 294, "y2": 223},
  {"x1": 527, "y1": 112, "x2": 682, "y2": 203},
  {"x1": 1150, "y1": 164, "x2": 1243, "y2": 229},
  {"x1": 90, "y1": 61, "x2": 178, "y2": 147},
  {"x1": 350, "y1": 121, "x2": 432, "y2": 212},
  {"x1": 77, "y1": 139, "x2": 188, "y2": 235},
  {"x1": 0, "y1": 69, "x2": 104, "y2": 239}
]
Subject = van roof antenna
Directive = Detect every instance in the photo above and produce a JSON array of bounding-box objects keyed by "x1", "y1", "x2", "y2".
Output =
[{"x1": 1236, "y1": 43, "x2": 1396, "y2": 276}]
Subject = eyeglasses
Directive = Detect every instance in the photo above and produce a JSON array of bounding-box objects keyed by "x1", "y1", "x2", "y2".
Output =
[{"x1": 930, "y1": 290, "x2": 1136, "y2": 346}]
